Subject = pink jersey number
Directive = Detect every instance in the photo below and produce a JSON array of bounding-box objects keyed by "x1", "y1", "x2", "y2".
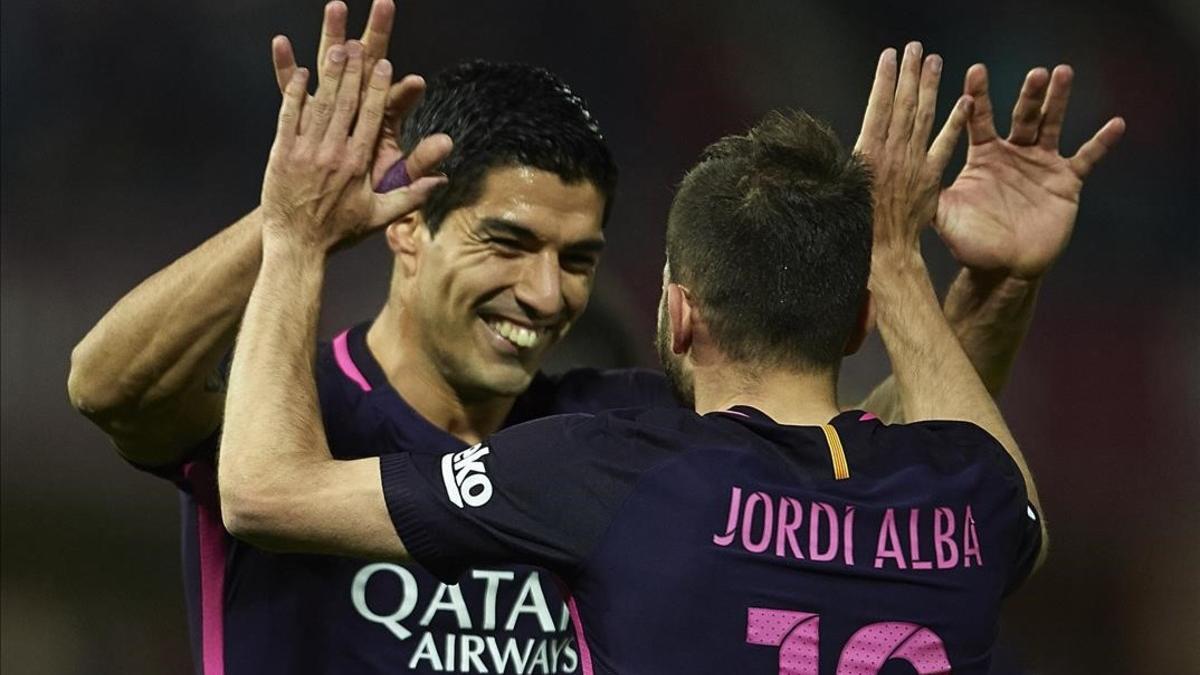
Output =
[{"x1": 746, "y1": 608, "x2": 951, "y2": 674}]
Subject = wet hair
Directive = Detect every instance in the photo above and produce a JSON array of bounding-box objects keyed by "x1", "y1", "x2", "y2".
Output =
[
  {"x1": 665, "y1": 110, "x2": 873, "y2": 371},
  {"x1": 399, "y1": 60, "x2": 617, "y2": 232}
]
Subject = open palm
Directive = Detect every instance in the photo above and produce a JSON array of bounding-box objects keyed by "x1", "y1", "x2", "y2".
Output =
[
  {"x1": 935, "y1": 64, "x2": 1124, "y2": 279},
  {"x1": 271, "y1": 0, "x2": 450, "y2": 196}
]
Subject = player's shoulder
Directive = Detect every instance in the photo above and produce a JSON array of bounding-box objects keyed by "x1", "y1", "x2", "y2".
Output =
[
  {"x1": 873, "y1": 417, "x2": 1022, "y2": 482},
  {"x1": 536, "y1": 367, "x2": 677, "y2": 412},
  {"x1": 493, "y1": 405, "x2": 707, "y2": 466}
]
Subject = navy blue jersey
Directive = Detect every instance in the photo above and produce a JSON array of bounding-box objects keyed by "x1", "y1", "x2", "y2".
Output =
[
  {"x1": 384, "y1": 405, "x2": 1042, "y2": 674},
  {"x1": 141, "y1": 322, "x2": 676, "y2": 675}
]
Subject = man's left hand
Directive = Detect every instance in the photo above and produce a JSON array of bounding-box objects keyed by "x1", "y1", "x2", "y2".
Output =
[{"x1": 935, "y1": 64, "x2": 1125, "y2": 280}]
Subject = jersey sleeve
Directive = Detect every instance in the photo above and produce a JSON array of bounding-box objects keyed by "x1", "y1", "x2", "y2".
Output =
[
  {"x1": 917, "y1": 421, "x2": 1044, "y2": 594},
  {"x1": 379, "y1": 412, "x2": 654, "y2": 583}
]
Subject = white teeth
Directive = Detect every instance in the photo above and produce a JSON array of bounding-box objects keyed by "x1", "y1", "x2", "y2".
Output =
[{"x1": 486, "y1": 319, "x2": 542, "y2": 349}]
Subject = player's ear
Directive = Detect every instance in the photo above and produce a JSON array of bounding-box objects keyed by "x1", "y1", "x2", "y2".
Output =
[
  {"x1": 386, "y1": 211, "x2": 427, "y2": 278},
  {"x1": 844, "y1": 290, "x2": 875, "y2": 356},
  {"x1": 667, "y1": 282, "x2": 695, "y2": 355}
]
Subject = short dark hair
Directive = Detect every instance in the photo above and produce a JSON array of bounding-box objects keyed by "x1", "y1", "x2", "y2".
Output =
[
  {"x1": 665, "y1": 110, "x2": 873, "y2": 371},
  {"x1": 399, "y1": 60, "x2": 617, "y2": 232}
]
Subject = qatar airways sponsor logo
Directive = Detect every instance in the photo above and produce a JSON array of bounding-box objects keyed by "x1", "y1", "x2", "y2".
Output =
[
  {"x1": 713, "y1": 485, "x2": 984, "y2": 570},
  {"x1": 443, "y1": 444, "x2": 494, "y2": 508},
  {"x1": 351, "y1": 564, "x2": 578, "y2": 673}
]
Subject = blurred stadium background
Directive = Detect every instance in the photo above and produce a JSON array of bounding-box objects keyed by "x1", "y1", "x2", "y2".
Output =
[{"x1": 2, "y1": 0, "x2": 1197, "y2": 672}]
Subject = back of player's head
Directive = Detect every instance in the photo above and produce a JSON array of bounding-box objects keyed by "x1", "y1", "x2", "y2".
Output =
[
  {"x1": 399, "y1": 60, "x2": 617, "y2": 233},
  {"x1": 665, "y1": 110, "x2": 872, "y2": 371}
]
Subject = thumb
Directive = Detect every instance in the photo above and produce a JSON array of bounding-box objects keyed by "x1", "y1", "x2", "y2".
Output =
[
  {"x1": 370, "y1": 175, "x2": 448, "y2": 228},
  {"x1": 374, "y1": 133, "x2": 453, "y2": 192}
]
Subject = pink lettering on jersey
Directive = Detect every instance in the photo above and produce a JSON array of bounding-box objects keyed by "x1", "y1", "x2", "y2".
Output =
[
  {"x1": 715, "y1": 487, "x2": 981, "y2": 572},
  {"x1": 909, "y1": 509, "x2": 933, "y2": 570},
  {"x1": 874, "y1": 508, "x2": 906, "y2": 569},
  {"x1": 962, "y1": 505, "x2": 983, "y2": 567},
  {"x1": 836, "y1": 622, "x2": 951, "y2": 674},
  {"x1": 743, "y1": 492, "x2": 775, "y2": 553},
  {"x1": 775, "y1": 497, "x2": 804, "y2": 559},
  {"x1": 745, "y1": 608, "x2": 820, "y2": 675},
  {"x1": 713, "y1": 486, "x2": 744, "y2": 547},
  {"x1": 809, "y1": 502, "x2": 840, "y2": 562},
  {"x1": 933, "y1": 507, "x2": 959, "y2": 569}
]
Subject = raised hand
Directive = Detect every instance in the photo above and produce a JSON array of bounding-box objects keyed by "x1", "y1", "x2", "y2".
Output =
[
  {"x1": 270, "y1": 0, "x2": 451, "y2": 193},
  {"x1": 855, "y1": 42, "x2": 973, "y2": 258},
  {"x1": 261, "y1": 44, "x2": 447, "y2": 254},
  {"x1": 935, "y1": 64, "x2": 1125, "y2": 279}
]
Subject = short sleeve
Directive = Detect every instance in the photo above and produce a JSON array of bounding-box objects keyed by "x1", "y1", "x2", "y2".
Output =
[
  {"x1": 379, "y1": 412, "x2": 654, "y2": 583},
  {"x1": 915, "y1": 420, "x2": 1044, "y2": 594},
  {"x1": 1006, "y1": 499, "x2": 1043, "y2": 595}
]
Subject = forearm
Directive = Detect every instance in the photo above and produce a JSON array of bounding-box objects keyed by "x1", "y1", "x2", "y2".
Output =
[
  {"x1": 871, "y1": 252, "x2": 1040, "y2": 511},
  {"x1": 943, "y1": 268, "x2": 1039, "y2": 393},
  {"x1": 220, "y1": 239, "x2": 401, "y2": 559},
  {"x1": 221, "y1": 240, "x2": 327, "y2": 545},
  {"x1": 68, "y1": 208, "x2": 265, "y2": 457},
  {"x1": 857, "y1": 268, "x2": 1039, "y2": 419}
]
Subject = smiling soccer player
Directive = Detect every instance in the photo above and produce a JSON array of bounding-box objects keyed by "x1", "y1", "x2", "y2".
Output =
[{"x1": 216, "y1": 43, "x2": 1122, "y2": 673}]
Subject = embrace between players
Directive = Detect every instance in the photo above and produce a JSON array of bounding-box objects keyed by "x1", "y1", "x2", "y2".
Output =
[{"x1": 69, "y1": 1, "x2": 1123, "y2": 673}]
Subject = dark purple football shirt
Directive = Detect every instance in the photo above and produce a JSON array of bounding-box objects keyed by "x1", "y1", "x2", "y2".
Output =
[
  {"x1": 383, "y1": 405, "x2": 1041, "y2": 674},
  {"x1": 140, "y1": 322, "x2": 676, "y2": 675}
]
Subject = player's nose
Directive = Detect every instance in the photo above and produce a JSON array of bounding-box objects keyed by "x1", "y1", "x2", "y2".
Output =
[{"x1": 514, "y1": 252, "x2": 564, "y2": 321}]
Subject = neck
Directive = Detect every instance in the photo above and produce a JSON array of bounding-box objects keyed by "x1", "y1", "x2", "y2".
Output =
[
  {"x1": 367, "y1": 303, "x2": 516, "y2": 445},
  {"x1": 692, "y1": 361, "x2": 841, "y2": 426}
]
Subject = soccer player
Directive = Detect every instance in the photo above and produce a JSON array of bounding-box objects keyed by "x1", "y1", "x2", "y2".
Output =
[
  {"x1": 216, "y1": 42, "x2": 1122, "y2": 673},
  {"x1": 67, "y1": 1, "x2": 1119, "y2": 671},
  {"x1": 68, "y1": 4, "x2": 673, "y2": 672}
]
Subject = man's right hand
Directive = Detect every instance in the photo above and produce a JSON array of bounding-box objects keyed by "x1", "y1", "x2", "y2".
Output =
[
  {"x1": 854, "y1": 42, "x2": 972, "y2": 263},
  {"x1": 260, "y1": 46, "x2": 446, "y2": 255},
  {"x1": 270, "y1": 0, "x2": 451, "y2": 194}
]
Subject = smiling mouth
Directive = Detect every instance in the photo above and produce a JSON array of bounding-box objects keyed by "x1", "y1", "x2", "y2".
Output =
[{"x1": 483, "y1": 317, "x2": 547, "y2": 350}]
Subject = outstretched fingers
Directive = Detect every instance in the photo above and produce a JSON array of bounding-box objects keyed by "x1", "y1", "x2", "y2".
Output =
[
  {"x1": 963, "y1": 64, "x2": 998, "y2": 145},
  {"x1": 302, "y1": 45, "x2": 348, "y2": 147},
  {"x1": 886, "y1": 42, "x2": 925, "y2": 148},
  {"x1": 857, "y1": 48, "x2": 898, "y2": 153},
  {"x1": 316, "y1": 1, "x2": 349, "y2": 81},
  {"x1": 911, "y1": 53, "x2": 944, "y2": 154},
  {"x1": 926, "y1": 96, "x2": 973, "y2": 179},
  {"x1": 404, "y1": 134, "x2": 453, "y2": 181},
  {"x1": 1068, "y1": 117, "x2": 1126, "y2": 178},
  {"x1": 366, "y1": 66, "x2": 450, "y2": 225},
  {"x1": 272, "y1": 35, "x2": 298, "y2": 95},
  {"x1": 351, "y1": 59, "x2": 395, "y2": 172},
  {"x1": 323, "y1": 41, "x2": 366, "y2": 148},
  {"x1": 360, "y1": 0, "x2": 396, "y2": 66},
  {"x1": 273, "y1": 69, "x2": 310, "y2": 154},
  {"x1": 386, "y1": 75, "x2": 426, "y2": 134},
  {"x1": 1037, "y1": 65, "x2": 1074, "y2": 151},
  {"x1": 1008, "y1": 67, "x2": 1050, "y2": 145}
]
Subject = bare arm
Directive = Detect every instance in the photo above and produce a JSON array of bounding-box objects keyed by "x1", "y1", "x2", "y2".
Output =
[
  {"x1": 67, "y1": 0, "x2": 448, "y2": 466},
  {"x1": 856, "y1": 44, "x2": 1049, "y2": 571},
  {"x1": 67, "y1": 209, "x2": 263, "y2": 464},
  {"x1": 858, "y1": 62, "x2": 1124, "y2": 422},
  {"x1": 857, "y1": 271, "x2": 1037, "y2": 422},
  {"x1": 220, "y1": 43, "x2": 446, "y2": 558}
]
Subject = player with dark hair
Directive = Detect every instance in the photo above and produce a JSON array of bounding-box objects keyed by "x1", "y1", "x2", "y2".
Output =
[
  {"x1": 68, "y1": 0, "x2": 1122, "y2": 671},
  {"x1": 67, "y1": 3, "x2": 661, "y2": 673},
  {"x1": 217, "y1": 42, "x2": 1122, "y2": 673}
]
